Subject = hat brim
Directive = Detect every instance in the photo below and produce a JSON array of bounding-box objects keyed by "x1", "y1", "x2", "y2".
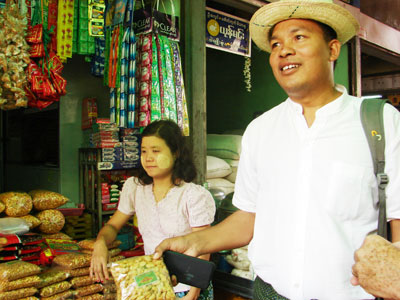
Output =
[{"x1": 250, "y1": 1, "x2": 360, "y2": 53}]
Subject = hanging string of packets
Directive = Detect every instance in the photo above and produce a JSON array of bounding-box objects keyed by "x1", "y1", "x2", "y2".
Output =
[{"x1": 99, "y1": 0, "x2": 189, "y2": 135}]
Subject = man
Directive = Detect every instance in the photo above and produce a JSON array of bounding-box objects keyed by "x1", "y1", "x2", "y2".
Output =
[
  {"x1": 154, "y1": 0, "x2": 400, "y2": 299},
  {"x1": 351, "y1": 235, "x2": 400, "y2": 299}
]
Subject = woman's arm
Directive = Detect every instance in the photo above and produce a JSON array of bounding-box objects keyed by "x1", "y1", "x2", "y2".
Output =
[{"x1": 90, "y1": 210, "x2": 132, "y2": 282}]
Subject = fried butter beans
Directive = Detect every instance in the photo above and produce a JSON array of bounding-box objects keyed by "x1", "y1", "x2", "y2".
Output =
[
  {"x1": 39, "y1": 281, "x2": 72, "y2": 297},
  {"x1": 78, "y1": 239, "x2": 121, "y2": 251},
  {"x1": 74, "y1": 283, "x2": 103, "y2": 297},
  {"x1": 110, "y1": 255, "x2": 175, "y2": 300},
  {"x1": 69, "y1": 267, "x2": 90, "y2": 277},
  {"x1": 0, "y1": 261, "x2": 41, "y2": 281},
  {"x1": 52, "y1": 253, "x2": 92, "y2": 269},
  {"x1": 0, "y1": 287, "x2": 38, "y2": 300},
  {"x1": 40, "y1": 290, "x2": 74, "y2": 300},
  {"x1": 70, "y1": 275, "x2": 95, "y2": 288},
  {"x1": 0, "y1": 275, "x2": 41, "y2": 292},
  {"x1": 38, "y1": 269, "x2": 70, "y2": 289},
  {"x1": 74, "y1": 293, "x2": 104, "y2": 300}
]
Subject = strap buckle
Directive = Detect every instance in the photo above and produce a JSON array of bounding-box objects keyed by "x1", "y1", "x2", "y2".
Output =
[{"x1": 377, "y1": 173, "x2": 389, "y2": 189}]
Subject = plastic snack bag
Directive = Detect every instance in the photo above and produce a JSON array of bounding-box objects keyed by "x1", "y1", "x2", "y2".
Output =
[{"x1": 110, "y1": 255, "x2": 175, "y2": 300}]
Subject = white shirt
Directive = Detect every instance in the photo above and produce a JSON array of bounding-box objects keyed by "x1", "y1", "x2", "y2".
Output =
[{"x1": 233, "y1": 85, "x2": 400, "y2": 300}]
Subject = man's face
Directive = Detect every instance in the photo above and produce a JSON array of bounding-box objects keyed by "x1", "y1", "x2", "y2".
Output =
[{"x1": 268, "y1": 19, "x2": 336, "y2": 99}]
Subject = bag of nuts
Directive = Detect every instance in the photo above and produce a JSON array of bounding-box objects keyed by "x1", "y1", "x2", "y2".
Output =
[
  {"x1": 29, "y1": 190, "x2": 69, "y2": 211},
  {"x1": 0, "y1": 287, "x2": 38, "y2": 300},
  {"x1": 39, "y1": 281, "x2": 72, "y2": 297},
  {"x1": 0, "y1": 192, "x2": 33, "y2": 217},
  {"x1": 0, "y1": 261, "x2": 41, "y2": 281},
  {"x1": 38, "y1": 268, "x2": 70, "y2": 288},
  {"x1": 36, "y1": 210, "x2": 65, "y2": 234},
  {"x1": 40, "y1": 290, "x2": 74, "y2": 300},
  {"x1": 110, "y1": 255, "x2": 175, "y2": 300},
  {"x1": 0, "y1": 275, "x2": 41, "y2": 292},
  {"x1": 52, "y1": 253, "x2": 92, "y2": 269},
  {"x1": 18, "y1": 215, "x2": 41, "y2": 229},
  {"x1": 78, "y1": 239, "x2": 121, "y2": 251}
]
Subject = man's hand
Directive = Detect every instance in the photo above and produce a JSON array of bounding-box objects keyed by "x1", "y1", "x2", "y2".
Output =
[
  {"x1": 153, "y1": 234, "x2": 200, "y2": 260},
  {"x1": 351, "y1": 235, "x2": 400, "y2": 300}
]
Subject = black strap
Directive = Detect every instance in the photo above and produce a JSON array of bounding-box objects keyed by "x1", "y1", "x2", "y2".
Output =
[{"x1": 360, "y1": 98, "x2": 389, "y2": 239}]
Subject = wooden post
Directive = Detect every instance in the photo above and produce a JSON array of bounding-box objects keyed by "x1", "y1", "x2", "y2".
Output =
[
  {"x1": 350, "y1": 36, "x2": 362, "y2": 97},
  {"x1": 182, "y1": 0, "x2": 207, "y2": 184}
]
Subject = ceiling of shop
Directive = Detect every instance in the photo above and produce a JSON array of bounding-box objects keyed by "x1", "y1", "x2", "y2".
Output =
[{"x1": 207, "y1": 0, "x2": 400, "y2": 94}]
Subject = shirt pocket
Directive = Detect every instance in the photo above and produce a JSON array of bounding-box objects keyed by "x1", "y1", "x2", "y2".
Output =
[{"x1": 324, "y1": 161, "x2": 374, "y2": 220}]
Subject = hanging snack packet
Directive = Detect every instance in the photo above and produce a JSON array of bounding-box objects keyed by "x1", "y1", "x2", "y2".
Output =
[
  {"x1": 110, "y1": 255, "x2": 175, "y2": 300},
  {"x1": 160, "y1": 36, "x2": 177, "y2": 122},
  {"x1": 150, "y1": 34, "x2": 161, "y2": 122}
]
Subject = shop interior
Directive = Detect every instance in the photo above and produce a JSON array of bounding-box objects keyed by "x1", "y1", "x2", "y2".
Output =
[{"x1": 0, "y1": 0, "x2": 399, "y2": 299}]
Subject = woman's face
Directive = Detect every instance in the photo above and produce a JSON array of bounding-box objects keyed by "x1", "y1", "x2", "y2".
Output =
[{"x1": 140, "y1": 136, "x2": 175, "y2": 179}]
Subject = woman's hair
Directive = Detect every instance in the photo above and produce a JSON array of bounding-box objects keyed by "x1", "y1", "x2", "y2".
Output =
[{"x1": 135, "y1": 120, "x2": 197, "y2": 185}]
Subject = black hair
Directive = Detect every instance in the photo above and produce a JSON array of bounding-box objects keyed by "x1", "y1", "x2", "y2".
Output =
[{"x1": 135, "y1": 120, "x2": 197, "y2": 185}]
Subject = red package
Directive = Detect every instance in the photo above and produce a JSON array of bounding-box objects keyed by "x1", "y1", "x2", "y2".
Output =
[
  {"x1": 51, "y1": 71, "x2": 67, "y2": 96},
  {"x1": 140, "y1": 50, "x2": 152, "y2": 66},
  {"x1": 26, "y1": 24, "x2": 43, "y2": 44},
  {"x1": 140, "y1": 65, "x2": 151, "y2": 81},
  {"x1": 139, "y1": 96, "x2": 150, "y2": 112},
  {"x1": 29, "y1": 43, "x2": 45, "y2": 58}
]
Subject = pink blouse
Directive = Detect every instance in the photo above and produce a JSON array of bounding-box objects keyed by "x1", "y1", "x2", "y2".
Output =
[{"x1": 118, "y1": 177, "x2": 216, "y2": 255}]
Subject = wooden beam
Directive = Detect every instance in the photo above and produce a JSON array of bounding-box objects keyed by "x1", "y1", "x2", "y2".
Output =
[
  {"x1": 350, "y1": 36, "x2": 362, "y2": 97},
  {"x1": 182, "y1": 0, "x2": 207, "y2": 184}
]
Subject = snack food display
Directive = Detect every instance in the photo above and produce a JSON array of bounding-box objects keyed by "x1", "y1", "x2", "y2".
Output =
[
  {"x1": 38, "y1": 269, "x2": 70, "y2": 288},
  {"x1": 18, "y1": 215, "x2": 41, "y2": 229},
  {"x1": 110, "y1": 255, "x2": 175, "y2": 300},
  {"x1": 78, "y1": 239, "x2": 121, "y2": 250},
  {"x1": 0, "y1": 287, "x2": 38, "y2": 300}
]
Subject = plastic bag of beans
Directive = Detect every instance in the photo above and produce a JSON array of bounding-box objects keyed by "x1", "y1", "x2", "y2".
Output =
[
  {"x1": 74, "y1": 284, "x2": 103, "y2": 297},
  {"x1": 36, "y1": 210, "x2": 65, "y2": 234},
  {"x1": 110, "y1": 255, "x2": 175, "y2": 300},
  {"x1": 18, "y1": 215, "x2": 41, "y2": 229},
  {"x1": 40, "y1": 290, "x2": 74, "y2": 300},
  {"x1": 39, "y1": 281, "x2": 72, "y2": 297},
  {"x1": 0, "y1": 287, "x2": 38, "y2": 300},
  {"x1": 0, "y1": 275, "x2": 40, "y2": 292},
  {"x1": 52, "y1": 253, "x2": 92, "y2": 269},
  {"x1": 0, "y1": 261, "x2": 41, "y2": 281},
  {"x1": 78, "y1": 239, "x2": 121, "y2": 251},
  {"x1": 38, "y1": 269, "x2": 70, "y2": 288},
  {"x1": 29, "y1": 190, "x2": 69, "y2": 211},
  {"x1": 0, "y1": 192, "x2": 32, "y2": 217}
]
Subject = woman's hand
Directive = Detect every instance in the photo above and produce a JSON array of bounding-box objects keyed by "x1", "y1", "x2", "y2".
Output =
[{"x1": 90, "y1": 238, "x2": 110, "y2": 282}]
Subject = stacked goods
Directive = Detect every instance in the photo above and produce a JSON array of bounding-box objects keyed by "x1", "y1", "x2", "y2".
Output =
[
  {"x1": 52, "y1": 253, "x2": 103, "y2": 299},
  {"x1": 0, "y1": 233, "x2": 44, "y2": 265},
  {"x1": 90, "y1": 120, "x2": 121, "y2": 149},
  {"x1": 0, "y1": 190, "x2": 69, "y2": 236},
  {"x1": 63, "y1": 214, "x2": 92, "y2": 240},
  {"x1": 40, "y1": 239, "x2": 81, "y2": 266},
  {"x1": 37, "y1": 268, "x2": 72, "y2": 300},
  {"x1": 78, "y1": 239, "x2": 124, "y2": 262},
  {"x1": 225, "y1": 246, "x2": 255, "y2": 280},
  {"x1": 0, "y1": 261, "x2": 41, "y2": 300},
  {"x1": 110, "y1": 255, "x2": 175, "y2": 300},
  {"x1": 206, "y1": 134, "x2": 243, "y2": 195},
  {"x1": 120, "y1": 128, "x2": 140, "y2": 162}
]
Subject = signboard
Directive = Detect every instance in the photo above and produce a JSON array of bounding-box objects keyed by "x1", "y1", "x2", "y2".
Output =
[{"x1": 206, "y1": 7, "x2": 251, "y2": 57}]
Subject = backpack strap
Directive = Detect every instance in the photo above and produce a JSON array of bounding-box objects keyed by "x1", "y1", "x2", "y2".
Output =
[{"x1": 360, "y1": 98, "x2": 389, "y2": 239}]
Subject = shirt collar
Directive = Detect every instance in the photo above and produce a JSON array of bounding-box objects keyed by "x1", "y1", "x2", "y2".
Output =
[{"x1": 286, "y1": 85, "x2": 350, "y2": 117}]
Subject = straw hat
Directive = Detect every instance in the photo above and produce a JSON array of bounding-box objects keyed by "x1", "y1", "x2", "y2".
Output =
[{"x1": 250, "y1": 0, "x2": 360, "y2": 53}]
